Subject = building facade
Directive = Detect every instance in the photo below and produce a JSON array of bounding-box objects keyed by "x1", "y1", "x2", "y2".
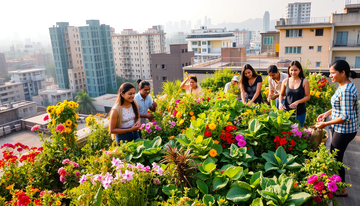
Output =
[
  {"x1": 0, "y1": 79, "x2": 25, "y2": 104},
  {"x1": 0, "y1": 53, "x2": 8, "y2": 76},
  {"x1": 260, "y1": 31, "x2": 280, "y2": 56},
  {"x1": 151, "y1": 44, "x2": 194, "y2": 94},
  {"x1": 111, "y1": 26, "x2": 166, "y2": 79},
  {"x1": 49, "y1": 20, "x2": 116, "y2": 97},
  {"x1": 285, "y1": 2, "x2": 311, "y2": 24},
  {"x1": 232, "y1": 29, "x2": 251, "y2": 48},
  {"x1": 9, "y1": 68, "x2": 47, "y2": 101},
  {"x1": 32, "y1": 86, "x2": 73, "y2": 106},
  {"x1": 186, "y1": 26, "x2": 234, "y2": 62},
  {"x1": 0, "y1": 101, "x2": 37, "y2": 125},
  {"x1": 263, "y1": 11, "x2": 270, "y2": 32}
]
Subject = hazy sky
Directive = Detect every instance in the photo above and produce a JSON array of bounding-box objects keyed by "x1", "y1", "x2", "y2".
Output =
[{"x1": 0, "y1": 0, "x2": 348, "y2": 46}]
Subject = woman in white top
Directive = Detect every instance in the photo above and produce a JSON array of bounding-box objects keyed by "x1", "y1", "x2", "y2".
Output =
[
  {"x1": 180, "y1": 75, "x2": 203, "y2": 97},
  {"x1": 109, "y1": 83, "x2": 141, "y2": 144}
]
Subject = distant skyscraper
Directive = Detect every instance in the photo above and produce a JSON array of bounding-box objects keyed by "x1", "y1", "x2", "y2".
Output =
[
  {"x1": 180, "y1": 20, "x2": 187, "y2": 31},
  {"x1": 166, "y1": 21, "x2": 173, "y2": 33},
  {"x1": 204, "y1": 16, "x2": 208, "y2": 26},
  {"x1": 187, "y1": 21, "x2": 192, "y2": 31},
  {"x1": 263, "y1": 11, "x2": 270, "y2": 32},
  {"x1": 285, "y1": 2, "x2": 311, "y2": 24},
  {"x1": 208, "y1": 18, "x2": 212, "y2": 27},
  {"x1": 49, "y1": 20, "x2": 117, "y2": 97}
]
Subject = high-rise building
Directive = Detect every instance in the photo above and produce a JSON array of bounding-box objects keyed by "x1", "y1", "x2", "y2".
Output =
[
  {"x1": 49, "y1": 20, "x2": 117, "y2": 97},
  {"x1": 233, "y1": 29, "x2": 251, "y2": 48},
  {"x1": 285, "y1": 2, "x2": 311, "y2": 24},
  {"x1": 263, "y1": 11, "x2": 270, "y2": 32},
  {"x1": 204, "y1": 16, "x2": 208, "y2": 27},
  {"x1": 0, "y1": 53, "x2": 8, "y2": 76},
  {"x1": 111, "y1": 26, "x2": 166, "y2": 79},
  {"x1": 187, "y1": 21, "x2": 192, "y2": 31}
]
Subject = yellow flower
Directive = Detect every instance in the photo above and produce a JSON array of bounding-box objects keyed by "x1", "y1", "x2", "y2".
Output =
[
  {"x1": 189, "y1": 111, "x2": 194, "y2": 116},
  {"x1": 227, "y1": 122, "x2": 232, "y2": 125},
  {"x1": 169, "y1": 136, "x2": 175, "y2": 139},
  {"x1": 179, "y1": 119, "x2": 185, "y2": 125},
  {"x1": 176, "y1": 111, "x2": 182, "y2": 118},
  {"x1": 75, "y1": 113, "x2": 79, "y2": 119},
  {"x1": 61, "y1": 137, "x2": 65, "y2": 140},
  {"x1": 6, "y1": 184, "x2": 14, "y2": 189},
  {"x1": 69, "y1": 102, "x2": 74, "y2": 108},
  {"x1": 191, "y1": 116, "x2": 196, "y2": 120},
  {"x1": 74, "y1": 136, "x2": 77, "y2": 140},
  {"x1": 310, "y1": 91, "x2": 315, "y2": 96},
  {"x1": 47, "y1": 106, "x2": 55, "y2": 114},
  {"x1": 209, "y1": 123, "x2": 216, "y2": 130},
  {"x1": 213, "y1": 140, "x2": 219, "y2": 144},
  {"x1": 56, "y1": 200, "x2": 61, "y2": 206},
  {"x1": 315, "y1": 91, "x2": 321, "y2": 98},
  {"x1": 209, "y1": 149, "x2": 217, "y2": 157},
  {"x1": 65, "y1": 119, "x2": 72, "y2": 126},
  {"x1": 56, "y1": 102, "x2": 61, "y2": 106},
  {"x1": 52, "y1": 119, "x2": 56, "y2": 125}
]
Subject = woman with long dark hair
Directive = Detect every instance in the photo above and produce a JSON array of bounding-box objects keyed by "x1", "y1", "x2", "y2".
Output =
[
  {"x1": 316, "y1": 60, "x2": 359, "y2": 197},
  {"x1": 279, "y1": 60, "x2": 310, "y2": 127},
  {"x1": 240, "y1": 64, "x2": 263, "y2": 105},
  {"x1": 180, "y1": 75, "x2": 202, "y2": 97},
  {"x1": 109, "y1": 83, "x2": 141, "y2": 144}
]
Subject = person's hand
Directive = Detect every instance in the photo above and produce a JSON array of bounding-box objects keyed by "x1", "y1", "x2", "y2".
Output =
[
  {"x1": 152, "y1": 102, "x2": 157, "y2": 108},
  {"x1": 132, "y1": 122, "x2": 141, "y2": 131},
  {"x1": 146, "y1": 113, "x2": 154, "y2": 119},
  {"x1": 315, "y1": 122, "x2": 327, "y2": 129},
  {"x1": 279, "y1": 103, "x2": 285, "y2": 110},
  {"x1": 267, "y1": 96, "x2": 270, "y2": 103},
  {"x1": 270, "y1": 94, "x2": 278, "y2": 100},
  {"x1": 289, "y1": 101, "x2": 299, "y2": 109},
  {"x1": 247, "y1": 101, "x2": 253, "y2": 106},
  {"x1": 317, "y1": 113, "x2": 327, "y2": 122}
]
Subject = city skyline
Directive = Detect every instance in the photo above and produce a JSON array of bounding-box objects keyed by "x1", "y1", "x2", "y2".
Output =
[{"x1": 0, "y1": 0, "x2": 347, "y2": 49}]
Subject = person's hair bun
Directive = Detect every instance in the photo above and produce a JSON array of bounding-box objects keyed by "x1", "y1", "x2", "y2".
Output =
[
  {"x1": 350, "y1": 71, "x2": 357, "y2": 79},
  {"x1": 136, "y1": 79, "x2": 142, "y2": 84}
]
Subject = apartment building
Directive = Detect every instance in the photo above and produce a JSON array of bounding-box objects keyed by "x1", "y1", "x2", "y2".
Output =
[
  {"x1": 151, "y1": 44, "x2": 194, "y2": 94},
  {"x1": 232, "y1": 29, "x2": 251, "y2": 48},
  {"x1": 285, "y1": 2, "x2": 311, "y2": 24},
  {"x1": 260, "y1": 31, "x2": 280, "y2": 56},
  {"x1": 186, "y1": 26, "x2": 234, "y2": 62},
  {"x1": 0, "y1": 101, "x2": 37, "y2": 125},
  {"x1": 0, "y1": 78, "x2": 25, "y2": 104},
  {"x1": 111, "y1": 25, "x2": 166, "y2": 79},
  {"x1": 49, "y1": 20, "x2": 116, "y2": 97},
  {"x1": 0, "y1": 53, "x2": 8, "y2": 76},
  {"x1": 330, "y1": 3, "x2": 360, "y2": 68},
  {"x1": 9, "y1": 68, "x2": 46, "y2": 101},
  {"x1": 33, "y1": 86, "x2": 73, "y2": 106}
]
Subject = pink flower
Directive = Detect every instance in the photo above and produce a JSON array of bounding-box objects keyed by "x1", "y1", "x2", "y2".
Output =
[
  {"x1": 171, "y1": 121, "x2": 176, "y2": 126},
  {"x1": 314, "y1": 181, "x2": 325, "y2": 191},
  {"x1": 235, "y1": 134, "x2": 243, "y2": 141},
  {"x1": 327, "y1": 181, "x2": 338, "y2": 193},
  {"x1": 146, "y1": 129, "x2": 152, "y2": 133},
  {"x1": 140, "y1": 124, "x2": 145, "y2": 129},
  {"x1": 237, "y1": 139, "x2": 247, "y2": 147},
  {"x1": 145, "y1": 124, "x2": 151, "y2": 130},
  {"x1": 176, "y1": 99, "x2": 180, "y2": 104},
  {"x1": 58, "y1": 167, "x2": 67, "y2": 176},
  {"x1": 31, "y1": 125, "x2": 40, "y2": 131},
  {"x1": 62, "y1": 159, "x2": 70, "y2": 165},
  {"x1": 294, "y1": 130, "x2": 302, "y2": 138},
  {"x1": 60, "y1": 176, "x2": 66, "y2": 183},
  {"x1": 155, "y1": 125, "x2": 161, "y2": 130},
  {"x1": 173, "y1": 110, "x2": 178, "y2": 116},
  {"x1": 154, "y1": 178, "x2": 160, "y2": 185},
  {"x1": 329, "y1": 174, "x2": 341, "y2": 183},
  {"x1": 55, "y1": 124, "x2": 65, "y2": 132},
  {"x1": 43, "y1": 114, "x2": 49, "y2": 121},
  {"x1": 320, "y1": 173, "x2": 327, "y2": 177},
  {"x1": 328, "y1": 192, "x2": 333, "y2": 199},
  {"x1": 72, "y1": 162, "x2": 79, "y2": 167},
  {"x1": 145, "y1": 166, "x2": 151, "y2": 172},
  {"x1": 75, "y1": 172, "x2": 81, "y2": 177},
  {"x1": 79, "y1": 175, "x2": 87, "y2": 184},
  {"x1": 122, "y1": 170, "x2": 134, "y2": 181},
  {"x1": 18, "y1": 195, "x2": 30, "y2": 206},
  {"x1": 313, "y1": 196, "x2": 322, "y2": 204},
  {"x1": 307, "y1": 174, "x2": 318, "y2": 184}
]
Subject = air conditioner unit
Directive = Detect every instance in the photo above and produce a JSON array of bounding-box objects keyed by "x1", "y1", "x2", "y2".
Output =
[{"x1": 310, "y1": 29, "x2": 314, "y2": 32}]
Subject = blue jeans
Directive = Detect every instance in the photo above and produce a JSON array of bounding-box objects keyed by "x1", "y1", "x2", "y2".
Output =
[
  {"x1": 115, "y1": 128, "x2": 139, "y2": 145},
  {"x1": 276, "y1": 98, "x2": 286, "y2": 109},
  {"x1": 296, "y1": 113, "x2": 306, "y2": 128}
]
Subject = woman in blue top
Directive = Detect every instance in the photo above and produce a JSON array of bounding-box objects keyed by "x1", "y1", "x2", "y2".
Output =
[
  {"x1": 240, "y1": 64, "x2": 263, "y2": 105},
  {"x1": 316, "y1": 60, "x2": 359, "y2": 197}
]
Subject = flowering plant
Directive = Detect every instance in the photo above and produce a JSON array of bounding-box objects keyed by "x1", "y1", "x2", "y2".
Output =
[
  {"x1": 140, "y1": 120, "x2": 163, "y2": 139},
  {"x1": 58, "y1": 159, "x2": 81, "y2": 190}
]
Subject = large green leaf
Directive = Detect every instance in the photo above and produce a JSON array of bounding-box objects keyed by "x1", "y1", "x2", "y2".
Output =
[
  {"x1": 286, "y1": 162, "x2": 302, "y2": 169},
  {"x1": 196, "y1": 180, "x2": 209, "y2": 194},
  {"x1": 224, "y1": 166, "x2": 243, "y2": 180},
  {"x1": 162, "y1": 184, "x2": 178, "y2": 196},
  {"x1": 203, "y1": 194, "x2": 215, "y2": 206},
  {"x1": 176, "y1": 135, "x2": 191, "y2": 146},
  {"x1": 286, "y1": 192, "x2": 311, "y2": 206},
  {"x1": 250, "y1": 171, "x2": 262, "y2": 188},
  {"x1": 186, "y1": 128, "x2": 194, "y2": 140},
  {"x1": 226, "y1": 182, "x2": 252, "y2": 202},
  {"x1": 195, "y1": 172, "x2": 210, "y2": 181},
  {"x1": 274, "y1": 155, "x2": 282, "y2": 166},
  {"x1": 213, "y1": 176, "x2": 229, "y2": 190},
  {"x1": 260, "y1": 177, "x2": 277, "y2": 190},
  {"x1": 264, "y1": 162, "x2": 278, "y2": 172},
  {"x1": 251, "y1": 198, "x2": 264, "y2": 206},
  {"x1": 261, "y1": 151, "x2": 277, "y2": 165},
  {"x1": 275, "y1": 146, "x2": 287, "y2": 163},
  {"x1": 249, "y1": 119, "x2": 261, "y2": 133},
  {"x1": 212, "y1": 143, "x2": 223, "y2": 155},
  {"x1": 93, "y1": 185, "x2": 102, "y2": 206},
  {"x1": 284, "y1": 155, "x2": 297, "y2": 165}
]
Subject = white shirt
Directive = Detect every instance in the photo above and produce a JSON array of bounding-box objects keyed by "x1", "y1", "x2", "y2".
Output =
[
  {"x1": 269, "y1": 73, "x2": 288, "y2": 94},
  {"x1": 121, "y1": 106, "x2": 136, "y2": 128}
]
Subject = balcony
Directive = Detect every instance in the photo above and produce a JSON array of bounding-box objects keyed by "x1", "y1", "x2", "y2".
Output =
[
  {"x1": 186, "y1": 33, "x2": 234, "y2": 39},
  {"x1": 122, "y1": 59, "x2": 131, "y2": 64},
  {"x1": 332, "y1": 39, "x2": 360, "y2": 50},
  {"x1": 121, "y1": 54, "x2": 131, "y2": 58},
  {"x1": 121, "y1": 43, "x2": 130, "y2": 46},
  {"x1": 67, "y1": 58, "x2": 72, "y2": 62},
  {"x1": 276, "y1": 17, "x2": 330, "y2": 27}
]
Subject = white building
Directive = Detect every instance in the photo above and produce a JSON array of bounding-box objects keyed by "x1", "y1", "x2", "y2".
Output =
[
  {"x1": 0, "y1": 78, "x2": 25, "y2": 104},
  {"x1": 250, "y1": 31, "x2": 262, "y2": 54},
  {"x1": 233, "y1": 29, "x2": 251, "y2": 48},
  {"x1": 186, "y1": 26, "x2": 235, "y2": 62},
  {"x1": 285, "y1": 2, "x2": 311, "y2": 24},
  {"x1": 32, "y1": 86, "x2": 73, "y2": 106},
  {"x1": 111, "y1": 26, "x2": 166, "y2": 79},
  {"x1": 263, "y1": 11, "x2": 270, "y2": 32},
  {"x1": 9, "y1": 68, "x2": 46, "y2": 101}
]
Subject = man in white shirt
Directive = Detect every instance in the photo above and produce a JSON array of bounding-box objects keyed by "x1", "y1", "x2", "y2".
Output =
[
  {"x1": 134, "y1": 80, "x2": 157, "y2": 124},
  {"x1": 267, "y1": 65, "x2": 288, "y2": 108}
]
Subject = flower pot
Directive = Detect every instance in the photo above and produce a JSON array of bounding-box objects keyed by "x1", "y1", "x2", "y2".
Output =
[
  {"x1": 308, "y1": 126, "x2": 323, "y2": 150},
  {"x1": 321, "y1": 134, "x2": 328, "y2": 143}
]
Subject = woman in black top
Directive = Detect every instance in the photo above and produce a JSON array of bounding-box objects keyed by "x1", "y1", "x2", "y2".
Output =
[
  {"x1": 240, "y1": 64, "x2": 263, "y2": 105},
  {"x1": 279, "y1": 61, "x2": 310, "y2": 127}
]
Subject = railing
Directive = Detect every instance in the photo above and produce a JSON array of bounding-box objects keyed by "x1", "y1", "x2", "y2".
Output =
[
  {"x1": 276, "y1": 17, "x2": 330, "y2": 26},
  {"x1": 345, "y1": 0, "x2": 360, "y2": 5},
  {"x1": 332, "y1": 39, "x2": 360, "y2": 47},
  {"x1": 186, "y1": 33, "x2": 234, "y2": 39}
]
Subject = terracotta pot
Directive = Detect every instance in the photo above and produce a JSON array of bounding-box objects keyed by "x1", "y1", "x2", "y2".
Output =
[{"x1": 321, "y1": 134, "x2": 328, "y2": 143}]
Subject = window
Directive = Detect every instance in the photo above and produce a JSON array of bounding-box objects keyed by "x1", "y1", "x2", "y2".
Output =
[
  {"x1": 316, "y1": 62, "x2": 321, "y2": 67},
  {"x1": 263, "y1": 36, "x2": 273, "y2": 45},
  {"x1": 156, "y1": 64, "x2": 160, "y2": 69},
  {"x1": 162, "y1": 64, "x2": 166, "y2": 69},
  {"x1": 317, "y1": 46, "x2": 322, "y2": 52},
  {"x1": 336, "y1": 32, "x2": 348, "y2": 46},
  {"x1": 208, "y1": 48, "x2": 211, "y2": 53},
  {"x1": 315, "y1": 29, "x2": 324, "y2": 36},
  {"x1": 309, "y1": 46, "x2": 314, "y2": 50},
  {"x1": 182, "y1": 49, "x2": 184, "y2": 53},
  {"x1": 202, "y1": 41, "x2": 207, "y2": 45},
  {"x1": 202, "y1": 48, "x2": 207, "y2": 52},
  {"x1": 355, "y1": 57, "x2": 360, "y2": 68},
  {"x1": 286, "y1": 29, "x2": 302, "y2": 37},
  {"x1": 162, "y1": 77, "x2": 167, "y2": 81},
  {"x1": 334, "y1": 57, "x2": 346, "y2": 61},
  {"x1": 285, "y1": 46, "x2": 301, "y2": 54},
  {"x1": 208, "y1": 41, "x2": 211, "y2": 45}
]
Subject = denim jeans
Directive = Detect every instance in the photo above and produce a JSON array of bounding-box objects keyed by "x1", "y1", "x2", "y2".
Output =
[
  {"x1": 295, "y1": 112, "x2": 306, "y2": 128},
  {"x1": 275, "y1": 98, "x2": 286, "y2": 109},
  {"x1": 115, "y1": 127, "x2": 139, "y2": 145}
]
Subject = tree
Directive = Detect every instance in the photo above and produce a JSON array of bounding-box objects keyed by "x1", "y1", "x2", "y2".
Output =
[
  {"x1": 116, "y1": 76, "x2": 139, "y2": 92},
  {"x1": 75, "y1": 90, "x2": 96, "y2": 114}
]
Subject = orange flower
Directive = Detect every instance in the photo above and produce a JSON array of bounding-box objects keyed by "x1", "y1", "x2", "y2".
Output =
[
  {"x1": 169, "y1": 136, "x2": 175, "y2": 139},
  {"x1": 189, "y1": 111, "x2": 194, "y2": 116},
  {"x1": 191, "y1": 116, "x2": 196, "y2": 120},
  {"x1": 293, "y1": 182, "x2": 298, "y2": 187},
  {"x1": 209, "y1": 149, "x2": 217, "y2": 157},
  {"x1": 6, "y1": 184, "x2": 14, "y2": 189},
  {"x1": 213, "y1": 140, "x2": 219, "y2": 144}
]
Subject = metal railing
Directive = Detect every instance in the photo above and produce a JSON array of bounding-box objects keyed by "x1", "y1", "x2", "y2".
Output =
[
  {"x1": 277, "y1": 17, "x2": 330, "y2": 26},
  {"x1": 332, "y1": 39, "x2": 360, "y2": 47}
]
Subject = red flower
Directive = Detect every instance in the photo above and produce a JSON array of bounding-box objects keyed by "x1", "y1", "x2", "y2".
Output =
[
  {"x1": 34, "y1": 199, "x2": 42, "y2": 205},
  {"x1": 274, "y1": 136, "x2": 280, "y2": 142},
  {"x1": 288, "y1": 146, "x2": 293, "y2": 151},
  {"x1": 220, "y1": 170, "x2": 225, "y2": 174},
  {"x1": 221, "y1": 144, "x2": 226, "y2": 148},
  {"x1": 279, "y1": 138, "x2": 287, "y2": 146},
  {"x1": 328, "y1": 192, "x2": 333, "y2": 199},
  {"x1": 18, "y1": 195, "x2": 30, "y2": 206},
  {"x1": 63, "y1": 147, "x2": 66, "y2": 151},
  {"x1": 206, "y1": 124, "x2": 209, "y2": 130},
  {"x1": 204, "y1": 130, "x2": 212, "y2": 137},
  {"x1": 320, "y1": 88, "x2": 322, "y2": 91},
  {"x1": 290, "y1": 139, "x2": 296, "y2": 146},
  {"x1": 281, "y1": 131, "x2": 287, "y2": 134},
  {"x1": 207, "y1": 97, "x2": 210, "y2": 101}
]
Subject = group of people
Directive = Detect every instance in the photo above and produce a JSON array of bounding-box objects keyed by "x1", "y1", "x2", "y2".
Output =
[{"x1": 109, "y1": 60, "x2": 358, "y2": 196}]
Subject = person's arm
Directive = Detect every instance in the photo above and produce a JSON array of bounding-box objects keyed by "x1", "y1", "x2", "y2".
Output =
[
  {"x1": 278, "y1": 79, "x2": 287, "y2": 110},
  {"x1": 240, "y1": 83, "x2": 246, "y2": 104},
  {"x1": 180, "y1": 76, "x2": 190, "y2": 90},
  {"x1": 289, "y1": 79, "x2": 310, "y2": 108},
  {"x1": 268, "y1": 78, "x2": 274, "y2": 102},
  {"x1": 149, "y1": 96, "x2": 157, "y2": 112},
  {"x1": 249, "y1": 81, "x2": 262, "y2": 105},
  {"x1": 224, "y1": 83, "x2": 229, "y2": 93},
  {"x1": 317, "y1": 109, "x2": 332, "y2": 122},
  {"x1": 109, "y1": 109, "x2": 137, "y2": 134}
]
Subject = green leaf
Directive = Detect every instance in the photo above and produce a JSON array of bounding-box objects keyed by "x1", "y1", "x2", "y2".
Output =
[
  {"x1": 162, "y1": 184, "x2": 177, "y2": 196},
  {"x1": 249, "y1": 119, "x2": 261, "y2": 133},
  {"x1": 260, "y1": 177, "x2": 277, "y2": 190},
  {"x1": 275, "y1": 146, "x2": 287, "y2": 163},
  {"x1": 195, "y1": 135, "x2": 204, "y2": 144},
  {"x1": 226, "y1": 183, "x2": 252, "y2": 202},
  {"x1": 264, "y1": 162, "x2": 278, "y2": 172},
  {"x1": 251, "y1": 198, "x2": 264, "y2": 206},
  {"x1": 250, "y1": 171, "x2": 262, "y2": 188},
  {"x1": 213, "y1": 176, "x2": 229, "y2": 190},
  {"x1": 93, "y1": 185, "x2": 102, "y2": 206},
  {"x1": 224, "y1": 166, "x2": 243, "y2": 180},
  {"x1": 212, "y1": 143, "x2": 223, "y2": 155},
  {"x1": 176, "y1": 134, "x2": 191, "y2": 146},
  {"x1": 286, "y1": 192, "x2": 311, "y2": 206},
  {"x1": 274, "y1": 155, "x2": 282, "y2": 166},
  {"x1": 285, "y1": 162, "x2": 302, "y2": 169},
  {"x1": 195, "y1": 172, "x2": 210, "y2": 181},
  {"x1": 203, "y1": 194, "x2": 215, "y2": 206},
  {"x1": 261, "y1": 151, "x2": 277, "y2": 165},
  {"x1": 186, "y1": 128, "x2": 194, "y2": 140},
  {"x1": 196, "y1": 179, "x2": 209, "y2": 194}
]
